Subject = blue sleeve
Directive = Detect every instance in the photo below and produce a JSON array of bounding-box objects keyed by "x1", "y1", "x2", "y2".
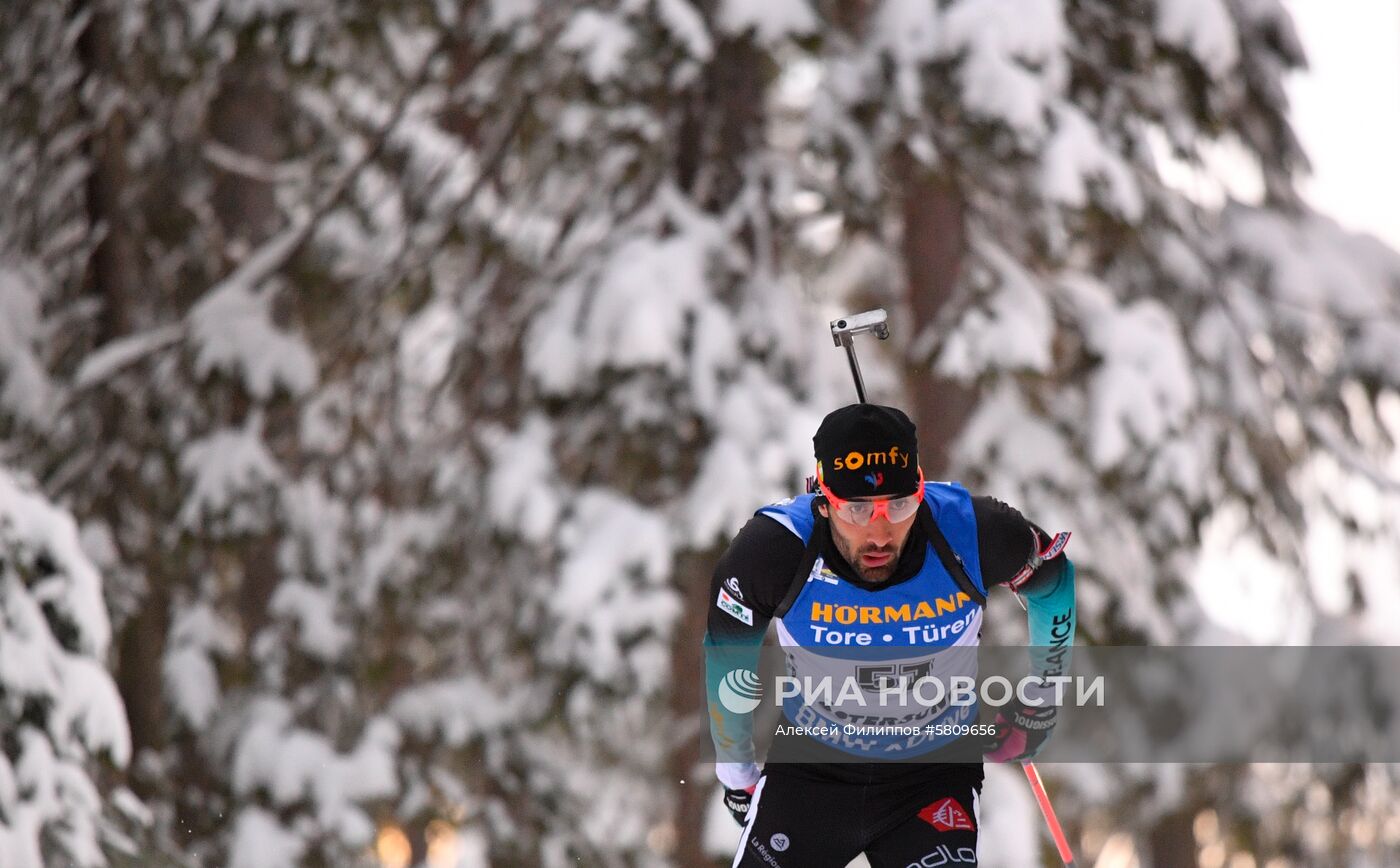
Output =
[
  {"x1": 1021, "y1": 557, "x2": 1075, "y2": 699},
  {"x1": 704, "y1": 628, "x2": 767, "y2": 788},
  {"x1": 702, "y1": 515, "x2": 796, "y2": 788}
]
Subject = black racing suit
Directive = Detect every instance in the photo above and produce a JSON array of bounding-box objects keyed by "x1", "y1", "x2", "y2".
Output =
[{"x1": 705, "y1": 496, "x2": 1074, "y2": 868}]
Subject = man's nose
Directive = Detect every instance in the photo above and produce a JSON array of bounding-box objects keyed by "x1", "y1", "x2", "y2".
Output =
[{"x1": 865, "y1": 519, "x2": 894, "y2": 545}]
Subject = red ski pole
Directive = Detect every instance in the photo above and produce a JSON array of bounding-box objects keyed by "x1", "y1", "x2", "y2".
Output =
[{"x1": 1023, "y1": 762, "x2": 1076, "y2": 867}]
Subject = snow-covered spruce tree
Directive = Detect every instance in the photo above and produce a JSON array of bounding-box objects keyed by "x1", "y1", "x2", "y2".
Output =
[
  {"x1": 0, "y1": 468, "x2": 135, "y2": 866},
  {"x1": 413, "y1": 2, "x2": 850, "y2": 864},
  {"x1": 6, "y1": 0, "x2": 1396, "y2": 866},
  {"x1": 4, "y1": 0, "x2": 832, "y2": 864},
  {"x1": 0, "y1": 7, "x2": 142, "y2": 862},
  {"x1": 786, "y1": 0, "x2": 1400, "y2": 864},
  {"x1": 5, "y1": 0, "x2": 518, "y2": 863}
]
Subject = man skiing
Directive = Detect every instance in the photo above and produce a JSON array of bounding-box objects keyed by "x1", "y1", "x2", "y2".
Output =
[{"x1": 704, "y1": 403, "x2": 1076, "y2": 867}]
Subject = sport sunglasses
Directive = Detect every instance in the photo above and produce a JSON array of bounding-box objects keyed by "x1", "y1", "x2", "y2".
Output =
[{"x1": 817, "y1": 468, "x2": 925, "y2": 526}]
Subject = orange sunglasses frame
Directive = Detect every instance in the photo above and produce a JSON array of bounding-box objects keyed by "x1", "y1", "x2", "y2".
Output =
[{"x1": 816, "y1": 468, "x2": 925, "y2": 525}]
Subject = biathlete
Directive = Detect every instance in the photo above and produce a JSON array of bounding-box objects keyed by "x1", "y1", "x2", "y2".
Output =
[{"x1": 704, "y1": 404, "x2": 1076, "y2": 867}]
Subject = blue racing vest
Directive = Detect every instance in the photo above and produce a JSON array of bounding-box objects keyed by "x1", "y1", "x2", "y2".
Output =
[{"x1": 756, "y1": 482, "x2": 987, "y2": 757}]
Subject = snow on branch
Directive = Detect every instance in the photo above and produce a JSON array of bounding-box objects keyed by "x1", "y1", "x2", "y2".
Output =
[
  {"x1": 73, "y1": 325, "x2": 182, "y2": 390},
  {"x1": 0, "y1": 466, "x2": 132, "y2": 867}
]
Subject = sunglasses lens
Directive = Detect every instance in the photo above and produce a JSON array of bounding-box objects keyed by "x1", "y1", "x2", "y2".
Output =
[
  {"x1": 834, "y1": 495, "x2": 920, "y2": 526},
  {"x1": 842, "y1": 502, "x2": 875, "y2": 525},
  {"x1": 886, "y1": 496, "x2": 920, "y2": 522}
]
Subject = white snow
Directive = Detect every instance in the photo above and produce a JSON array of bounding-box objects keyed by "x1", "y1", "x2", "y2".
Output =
[
  {"x1": 164, "y1": 602, "x2": 239, "y2": 729},
  {"x1": 188, "y1": 281, "x2": 318, "y2": 400},
  {"x1": 269, "y1": 578, "x2": 353, "y2": 662},
  {"x1": 232, "y1": 700, "x2": 399, "y2": 849},
  {"x1": 524, "y1": 272, "x2": 589, "y2": 396},
  {"x1": 583, "y1": 235, "x2": 709, "y2": 372},
  {"x1": 0, "y1": 466, "x2": 132, "y2": 866},
  {"x1": 74, "y1": 326, "x2": 184, "y2": 390},
  {"x1": 1286, "y1": 0, "x2": 1400, "y2": 251},
  {"x1": 686, "y1": 435, "x2": 754, "y2": 545},
  {"x1": 716, "y1": 0, "x2": 816, "y2": 43},
  {"x1": 1040, "y1": 104, "x2": 1145, "y2": 220},
  {"x1": 702, "y1": 784, "x2": 742, "y2": 858},
  {"x1": 1191, "y1": 306, "x2": 1269, "y2": 426},
  {"x1": 548, "y1": 489, "x2": 680, "y2": 679},
  {"x1": 687, "y1": 300, "x2": 741, "y2": 417},
  {"x1": 954, "y1": 381, "x2": 1081, "y2": 498},
  {"x1": 163, "y1": 644, "x2": 222, "y2": 729},
  {"x1": 0, "y1": 469, "x2": 112, "y2": 656},
  {"x1": 390, "y1": 675, "x2": 535, "y2": 746},
  {"x1": 298, "y1": 383, "x2": 353, "y2": 454},
  {"x1": 219, "y1": 0, "x2": 301, "y2": 25},
  {"x1": 1226, "y1": 207, "x2": 1400, "y2": 382},
  {"x1": 1227, "y1": 208, "x2": 1396, "y2": 317},
  {"x1": 871, "y1": 0, "x2": 941, "y2": 109},
  {"x1": 53, "y1": 656, "x2": 132, "y2": 766},
  {"x1": 1060, "y1": 274, "x2": 1198, "y2": 469},
  {"x1": 936, "y1": 240, "x2": 1056, "y2": 378},
  {"x1": 1156, "y1": 0, "x2": 1241, "y2": 78},
  {"x1": 684, "y1": 364, "x2": 817, "y2": 546},
  {"x1": 1194, "y1": 502, "x2": 1314, "y2": 644},
  {"x1": 229, "y1": 808, "x2": 306, "y2": 868},
  {"x1": 356, "y1": 506, "x2": 446, "y2": 608},
  {"x1": 527, "y1": 209, "x2": 723, "y2": 395},
  {"x1": 179, "y1": 418, "x2": 285, "y2": 531},
  {"x1": 873, "y1": 0, "x2": 941, "y2": 69},
  {"x1": 281, "y1": 477, "x2": 348, "y2": 579},
  {"x1": 379, "y1": 20, "x2": 437, "y2": 76},
  {"x1": 0, "y1": 573, "x2": 63, "y2": 701},
  {"x1": 656, "y1": 0, "x2": 713, "y2": 60},
  {"x1": 316, "y1": 173, "x2": 407, "y2": 280},
  {"x1": 938, "y1": 0, "x2": 1067, "y2": 142},
  {"x1": 0, "y1": 266, "x2": 55, "y2": 424},
  {"x1": 554, "y1": 490, "x2": 672, "y2": 608},
  {"x1": 488, "y1": 0, "x2": 539, "y2": 32},
  {"x1": 398, "y1": 299, "x2": 460, "y2": 393},
  {"x1": 1295, "y1": 454, "x2": 1400, "y2": 644},
  {"x1": 560, "y1": 10, "x2": 636, "y2": 83},
  {"x1": 976, "y1": 764, "x2": 1040, "y2": 867},
  {"x1": 0, "y1": 754, "x2": 16, "y2": 820},
  {"x1": 482, "y1": 414, "x2": 561, "y2": 544}
]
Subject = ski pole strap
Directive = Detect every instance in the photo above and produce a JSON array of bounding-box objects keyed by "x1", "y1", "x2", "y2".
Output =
[
  {"x1": 1007, "y1": 529, "x2": 1071, "y2": 592},
  {"x1": 917, "y1": 504, "x2": 986, "y2": 607}
]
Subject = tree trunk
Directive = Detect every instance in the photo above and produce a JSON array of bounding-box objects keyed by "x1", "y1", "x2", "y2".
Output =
[
  {"x1": 1149, "y1": 808, "x2": 1199, "y2": 868},
  {"x1": 670, "y1": 29, "x2": 770, "y2": 868},
  {"x1": 209, "y1": 63, "x2": 285, "y2": 251},
  {"x1": 76, "y1": 1, "x2": 170, "y2": 767},
  {"x1": 208, "y1": 55, "x2": 288, "y2": 640},
  {"x1": 897, "y1": 155, "x2": 976, "y2": 477},
  {"x1": 668, "y1": 552, "x2": 720, "y2": 868}
]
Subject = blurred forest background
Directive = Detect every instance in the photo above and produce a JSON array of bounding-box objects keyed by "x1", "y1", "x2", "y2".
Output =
[{"x1": 3, "y1": 0, "x2": 1400, "y2": 866}]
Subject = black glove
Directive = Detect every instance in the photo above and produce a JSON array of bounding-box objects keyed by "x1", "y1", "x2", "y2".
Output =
[
  {"x1": 723, "y1": 785, "x2": 756, "y2": 826},
  {"x1": 983, "y1": 704, "x2": 1057, "y2": 762}
]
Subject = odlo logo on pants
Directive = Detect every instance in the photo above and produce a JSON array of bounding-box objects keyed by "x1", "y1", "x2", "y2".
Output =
[{"x1": 906, "y1": 844, "x2": 977, "y2": 866}]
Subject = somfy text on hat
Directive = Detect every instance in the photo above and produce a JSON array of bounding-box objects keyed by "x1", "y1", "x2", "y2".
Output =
[{"x1": 812, "y1": 404, "x2": 920, "y2": 500}]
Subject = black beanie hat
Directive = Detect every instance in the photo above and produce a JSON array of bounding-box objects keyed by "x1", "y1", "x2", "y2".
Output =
[{"x1": 813, "y1": 404, "x2": 920, "y2": 499}]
